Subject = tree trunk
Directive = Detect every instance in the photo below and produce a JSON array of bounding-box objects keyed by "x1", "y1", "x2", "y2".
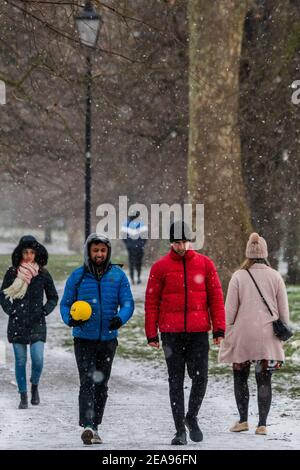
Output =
[
  {"x1": 285, "y1": 209, "x2": 300, "y2": 284},
  {"x1": 240, "y1": 0, "x2": 300, "y2": 271},
  {"x1": 187, "y1": 0, "x2": 252, "y2": 289},
  {"x1": 66, "y1": 221, "x2": 84, "y2": 253},
  {"x1": 44, "y1": 224, "x2": 52, "y2": 244}
]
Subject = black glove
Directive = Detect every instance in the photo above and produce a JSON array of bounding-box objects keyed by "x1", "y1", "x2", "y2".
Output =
[
  {"x1": 109, "y1": 316, "x2": 123, "y2": 330},
  {"x1": 213, "y1": 330, "x2": 225, "y2": 339},
  {"x1": 68, "y1": 318, "x2": 85, "y2": 327},
  {"x1": 147, "y1": 336, "x2": 159, "y2": 344}
]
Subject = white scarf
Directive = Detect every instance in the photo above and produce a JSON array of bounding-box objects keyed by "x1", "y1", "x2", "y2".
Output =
[{"x1": 3, "y1": 262, "x2": 40, "y2": 301}]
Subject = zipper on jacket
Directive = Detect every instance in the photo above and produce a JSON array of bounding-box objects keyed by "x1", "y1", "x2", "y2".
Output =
[
  {"x1": 183, "y1": 256, "x2": 188, "y2": 332},
  {"x1": 97, "y1": 278, "x2": 103, "y2": 340},
  {"x1": 96, "y1": 266, "x2": 111, "y2": 340}
]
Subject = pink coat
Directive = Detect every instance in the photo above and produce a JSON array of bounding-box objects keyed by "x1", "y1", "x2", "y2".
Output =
[{"x1": 218, "y1": 264, "x2": 289, "y2": 364}]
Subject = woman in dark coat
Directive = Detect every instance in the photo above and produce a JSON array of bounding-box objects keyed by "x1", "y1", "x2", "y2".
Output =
[{"x1": 0, "y1": 235, "x2": 58, "y2": 409}]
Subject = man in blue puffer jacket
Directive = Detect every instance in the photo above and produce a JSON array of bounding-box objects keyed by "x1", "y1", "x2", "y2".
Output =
[{"x1": 61, "y1": 233, "x2": 134, "y2": 445}]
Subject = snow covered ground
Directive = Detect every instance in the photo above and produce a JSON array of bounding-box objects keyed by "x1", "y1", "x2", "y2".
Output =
[{"x1": 0, "y1": 280, "x2": 299, "y2": 450}]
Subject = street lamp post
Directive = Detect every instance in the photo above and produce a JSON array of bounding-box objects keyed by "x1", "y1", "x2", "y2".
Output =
[{"x1": 75, "y1": 1, "x2": 102, "y2": 239}]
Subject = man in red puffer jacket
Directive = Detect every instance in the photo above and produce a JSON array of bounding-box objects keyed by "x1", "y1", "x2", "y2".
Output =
[{"x1": 145, "y1": 221, "x2": 225, "y2": 445}]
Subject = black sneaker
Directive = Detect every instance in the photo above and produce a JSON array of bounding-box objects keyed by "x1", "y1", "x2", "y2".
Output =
[
  {"x1": 171, "y1": 430, "x2": 187, "y2": 445},
  {"x1": 185, "y1": 415, "x2": 203, "y2": 442}
]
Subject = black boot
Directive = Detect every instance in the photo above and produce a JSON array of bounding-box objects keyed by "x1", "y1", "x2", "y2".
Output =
[
  {"x1": 171, "y1": 429, "x2": 187, "y2": 445},
  {"x1": 31, "y1": 384, "x2": 40, "y2": 405},
  {"x1": 18, "y1": 392, "x2": 28, "y2": 409},
  {"x1": 185, "y1": 414, "x2": 203, "y2": 442}
]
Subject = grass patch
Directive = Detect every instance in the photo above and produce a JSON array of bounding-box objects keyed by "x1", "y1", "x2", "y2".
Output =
[
  {"x1": 0, "y1": 255, "x2": 10, "y2": 278},
  {"x1": 287, "y1": 285, "x2": 300, "y2": 324},
  {"x1": 0, "y1": 253, "x2": 126, "y2": 282},
  {"x1": 46, "y1": 254, "x2": 82, "y2": 281},
  {"x1": 118, "y1": 314, "x2": 164, "y2": 362}
]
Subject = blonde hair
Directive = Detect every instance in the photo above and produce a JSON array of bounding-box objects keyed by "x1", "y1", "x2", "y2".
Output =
[{"x1": 240, "y1": 258, "x2": 271, "y2": 270}]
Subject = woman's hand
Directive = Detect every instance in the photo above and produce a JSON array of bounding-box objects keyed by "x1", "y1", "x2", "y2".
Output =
[{"x1": 213, "y1": 337, "x2": 223, "y2": 346}]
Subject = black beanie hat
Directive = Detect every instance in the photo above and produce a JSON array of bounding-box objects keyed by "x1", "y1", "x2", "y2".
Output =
[{"x1": 169, "y1": 221, "x2": 192, "y2": 243}]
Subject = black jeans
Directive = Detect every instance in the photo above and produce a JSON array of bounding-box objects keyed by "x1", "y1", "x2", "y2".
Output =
[
  {"x1": 127, "y1": 247, "x2": 144, "y2": 281},
  {"x1": 161, "y1": 332, "x2": 209, "y2": 432},
  {"x1": 74, "y1": 337, "x2": 118, "y2": 428}
]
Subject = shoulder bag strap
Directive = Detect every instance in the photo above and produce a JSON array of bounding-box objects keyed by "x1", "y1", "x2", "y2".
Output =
[{"x1": 246, "y1": 269, "x2": 274, "y2": 317}]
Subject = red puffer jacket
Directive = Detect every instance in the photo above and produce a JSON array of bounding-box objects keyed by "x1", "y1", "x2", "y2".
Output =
[{"x1": 145, "y1": 248, "x2": 225, "y2": 340}]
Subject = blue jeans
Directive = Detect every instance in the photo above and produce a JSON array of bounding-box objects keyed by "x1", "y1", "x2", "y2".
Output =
[{"x1": 13, "y1": 342, "x2": 44, "y2": 393}]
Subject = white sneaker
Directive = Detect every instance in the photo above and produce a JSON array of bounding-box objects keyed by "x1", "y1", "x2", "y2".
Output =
[
  {"x1": 81, "y1": 427, "x2": 94, "y2": 445},
  {"x1": 91, "y1": 430, "x2": 103, "y2": 444}
]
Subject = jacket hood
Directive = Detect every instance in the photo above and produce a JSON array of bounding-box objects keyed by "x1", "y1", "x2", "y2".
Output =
[
  {"x1": 12, "y1": 235, "x2": 48, "y2": 268},
  {"x1": 84, "y1": 233, "x2": 112, "y2": 274}
]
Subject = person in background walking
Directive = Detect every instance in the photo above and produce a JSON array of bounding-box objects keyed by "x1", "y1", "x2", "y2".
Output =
[
  {"x1": 121, "y1": 209, "x2": 148, "y2": 285},
  {"x1": 145, "y1": 221, "x2": 225, "y2": 445},
  {"x1": 0, "y1": 235, "x2": 58, "y2": 409},
  {"x1": 219, "y1": 232, "x2": 290, "y2": 435}
]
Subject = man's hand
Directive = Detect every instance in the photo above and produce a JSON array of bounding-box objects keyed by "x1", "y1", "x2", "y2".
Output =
[
  {"x1": 213, "y1": 330, "x2": 225, "y2": 346},
  {"x1": 109, "y1": 316, "x2": 123, "y2": 330},
  {"x1": 213, "y1": 337, "x2": 223, "y2": 346},
  {"x1": 68, "y1": 318, "x2": 85, "y2": 327},
  {"x1": 147, "y1": 336, "x2": 160, "y2": 348}
]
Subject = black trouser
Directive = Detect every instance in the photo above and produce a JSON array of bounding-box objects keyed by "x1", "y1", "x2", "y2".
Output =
[
  {"x1": 161, "y1": 332, "x2": 209, "y2": 432},
  {"x1": 233, "y1": 363, "x2": 272, "y2": 426},
  {"x1": 127, "y1": 247, "x2": 144, "y2": 281},
  {"x1": 74, "y1": 337, "x2": 118, "y2": 428}
]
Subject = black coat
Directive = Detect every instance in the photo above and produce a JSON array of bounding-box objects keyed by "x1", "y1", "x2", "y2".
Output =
[
  {"x1": 0, "y1": 267, "x2": 58, "y2": 344},
  {"x1": 0, "y1": 235, "x2": 58, "y2": 344}
]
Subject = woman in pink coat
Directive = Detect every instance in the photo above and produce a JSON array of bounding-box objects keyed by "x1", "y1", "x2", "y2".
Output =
[{"x1": 218, "y1": 233, "x2": 290, "y2": 436}]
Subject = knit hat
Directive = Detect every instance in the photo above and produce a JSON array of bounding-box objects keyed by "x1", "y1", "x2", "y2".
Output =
[
  {"x1": 245, "y1": 232, "x2": 268, "y2": 259},
  {"x1": 170, "y1": 221, "x2": 192, "y2": 243}
]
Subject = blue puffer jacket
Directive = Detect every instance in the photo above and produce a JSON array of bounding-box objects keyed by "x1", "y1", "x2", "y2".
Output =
[{"x1": 60, "y1": 234, "x2": 134, "y2": 341}]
